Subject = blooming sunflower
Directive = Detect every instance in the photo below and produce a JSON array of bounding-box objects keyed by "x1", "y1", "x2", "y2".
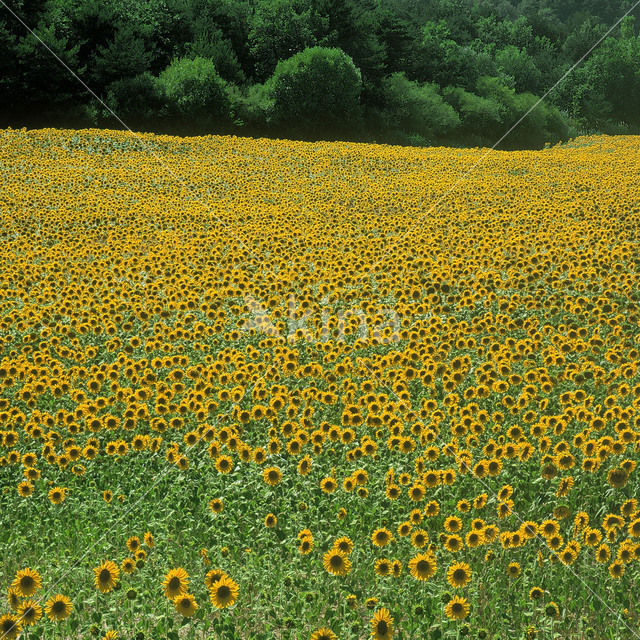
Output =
[
  {"x1": 323, "y1": 549, "x2": 351, "y2": 576},
  {"x1": 45, "y1": 594, "x2": 73, "y2": 621},
  {"x1": 163, "y1": 568, "x2": 189, "y2": 599},
  {"x1": 204, "y1": 569, "x2": 228, "y2": 589},
  {"x1": 17, "y1": 481, "x2": 34, "y2": 497},
  {"x1": 333, "y1": 536, "x2": 354, "y2": 554},
  {"x1": 209, "y1": 575, "x2": 239, "y2": 609},
  {"x1": 506, "y1": 562, "x2": 521, "y2": 578},
  {"x1": 264, "y1": 513, "x2": 277, "y2": 528},
  {"x1": 447, "y1": 561, "x2": 472, "y2": 588},
  {"x1": 126, "y1": 536, "x2": 141, "y2": 553},
  {"x1": 374, "y1": 558, "x2": 392, "y2": 577},
  {"x1": 94, "y1": 560, "x2": 120, "y2": 593},
  {"x1": 12, "y1": 568, "x2": 42, "y2": 597},
  {"x1": 529, "y1": 586, "x2": 544, "y2": 600},
  {"x1": 209, "y1": 498, "x2": 223, "y2": 514},
  {"x1": 0, "y1": 615, "x2": 21, "y2": 640},
  {"x1": 144, "y1": 531, "x2": 155, "y2": 548},
  {"x1": 310, "y1": 628, "x2": 337, "y2": 640},
  {"x1": 174, "y1": 593, "x2": 198, "y2": 617},
  {"x1": 444, "y1": 596, "x2": 469, "y2": 620},
  {"x1": 48, "y1": 486, "x2": 67, "y2": 504},
  {"x1": 121, "y1": 558, "x2": 136, "y2": 574},
  {"x1": 263, "y1": 466, "x2": 283, "y2": 486},
  {"x1": 17, "y1": 599, "x2": 42, "y2": 625},
  {"x1": 299, "y1": 537, "x2": 314, "y2": 554},
  {"x1": 371, "y1": 528, "x2": 393, "y2": 547},
  {"x1": 408, "y1": 553, "x2": 437, "y2": 581},
  {"x1": 7, "y1": 587, "x2": 20, "y2": 610},
  {"x1": 371, "y1": 607, "x2": 394, "y2": 640}
]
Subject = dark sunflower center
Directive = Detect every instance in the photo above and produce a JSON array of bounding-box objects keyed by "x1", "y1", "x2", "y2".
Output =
[
  {"x1": 218, "y1": 585, "x2": 231, "y2": 599},
  {"x1": 52, "y1": 601, "x2": 65, "y2": 613},
  {"x1": 21, "y1": 575, "x2": 34, "y2": 588},
  {"x1": 452, "y1": 603, "x2": 463, "y2": 614},
  {"x1": 99, "y1": 569, "x2": 112, "y2": 583},
  {"x1": 453, "y1": 569, "x2": 466, "y2": 581},
  {"x1": 417, "y1": 560, "x2": 429, "y2": 572},
  {"x1": 168, "y1": 577, "x2": 181, "y2": 590},
  {"x1": 330, "y1": 555, "x2": 343, "y2": 568},
  {"x1": 377, "y1": 620, "x2": 388, "y2": 634},
  {"x1": 23, "y1": 607, "x2": 35, "y2": 620}
]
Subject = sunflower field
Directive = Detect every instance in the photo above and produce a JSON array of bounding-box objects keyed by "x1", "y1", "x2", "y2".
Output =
[{"x1": 1, "y1": 128, "x2": 640, "y2": 640}]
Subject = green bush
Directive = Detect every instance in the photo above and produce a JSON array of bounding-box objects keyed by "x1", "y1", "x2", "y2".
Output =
[
  {"x1": 377, "y1": 72, "x2": 460, "y2": 144},
  {"x1": 157, "y1": 56, "x2": 231, "y2": 131},
  {"x1": 265, "y1": 46, "x2": 363, "y2": 138}
]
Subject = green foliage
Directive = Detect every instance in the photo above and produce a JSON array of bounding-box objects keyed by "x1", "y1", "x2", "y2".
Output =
[
  {"x1": 265, "y1": 46, "x2": 362, "y2": 137},
  {"x1": 1, "y1": 0, "x2": 639, "y2": 145},
  {"x1": 248, "y1": 0, "x2": 326, "y2": 81},
  {"x1": 157, "y1": 56, "x2": 231, "y2": 130},
  {"x1": 377, "y1": 72, "x2": 460, "y2": 144}
]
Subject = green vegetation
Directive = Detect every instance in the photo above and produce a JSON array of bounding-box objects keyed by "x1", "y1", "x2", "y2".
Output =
[{"x1": 1, "y1": 0, "x2": 639, "y2": 147}]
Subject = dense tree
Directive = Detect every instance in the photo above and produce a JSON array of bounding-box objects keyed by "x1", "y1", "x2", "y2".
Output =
[
  {"x1": 0, "y1": 0, "x2": 639, "y2": 146},
  {"x1": 265, "y1": 46, "x2": 363, "y2": 138}
]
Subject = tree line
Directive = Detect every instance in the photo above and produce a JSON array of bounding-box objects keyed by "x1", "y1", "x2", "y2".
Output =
[{"x1": 1, "y1": 0, "x2": 639, "y2": 149}]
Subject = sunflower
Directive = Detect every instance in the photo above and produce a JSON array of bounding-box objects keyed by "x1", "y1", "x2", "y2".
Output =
[
  {"x1": 371, "y1": 528, "x2": 393, "y2": 547},
  {"x1": 544, "y1": 601, "x2": 559, "y2": 618},
  {"x1": 444, "y1": 596, "x2": 469, "y2": 620},
  {"x1": 94, "y1": 560, "x2": 120, "y2": 593},
  {"x1": 126, "y1": 536, "x2": 140, "y2": 553},
  {"x1": 323, "y1": 549, "x2": 351, "y2": 576},
  {"x1": 609, "y1": 561, "x2": 625, "y2": 579},
  {"x1": 310, "y1": 628, "x2": 337, "y2": 640},
  {"x1": 444, "y1": 516, "x2": 463, "y2": 533},
  {"x1": 209, "y1": 575, "x2": 239, "y2": 609},
  {"x1": 48, "y1": 486, "x2": 67, "y2": 504},
  {"x1": 299, "y1": 537, "x2": 314, "y2": 554},
  {"x1": 215, "y1": 455, "x2": 233, "y2": 474},
  {"x1": 17, "y1": 598, "x2": 42, "y2": 626},
  {"x1": 391, "y1": 558, "x2": 402, "y2": 577},
  {"x1": 121, "y1": 558, "x2": 136, "y2": 574},
  {"x1": 447, "y1": 561, "x2": 472, "y2": 588},
  {"x1": 374, "y1": 558, "x2": 392, "y2": 577},
  {"x1": 411, "y1": 529, "x2": 429, "y2": 548},
  {"x1": 444, "y1": 535, "x2": 464, "y2": 553},
  {"x1": 263, "y1": 466, "x2": 283, "y2": 486},
  {"x1": 0, "y1": 615, "x2": 21, "y2": 640},
  {"x1": 45, "y1": 594, "x2": 73, "y2": 621},
  {"x1": 506, "y1": 562, "x2": 521, "y2": 578},
  {"x1": 7, "y1": 587, "x2": 20, "y2": 610},
  {"x1": 333, "y1": 536, "x2": 354, "y2": 554},
  {"x1": 424, "y1": 500, "x2": 440, "y2": 517},
  {"x1": 320, "y1": 477, "x2": 337, "y2": 493},
  {"x1": 408, "y1": 553, "x2": 437, "y2": 581},
  {"x1": 17, "y1": 481, "x2": 34, "y2": 497},
  {"x1": 103, "y1": 632, "x2": 118, "y2": 640},
  {"x1": 204, "y1": 569, "x2": 228, "y2": 589},
  {"x1": 607, "y1": 467, "x2": 628, "y2": 489},
  {"x1": 103, "y1": 490, "x2": 113, "y2": 503},
  {"x1": 529, "y1": 586, "x2": 544, "y2": 600},
  {"x1": 12, "y1": 568, "x2": 42, "y2": 597},
  {"x1": 174, "y1": 593, "x2": 198, "y2": 617},
  {"x1": 264, "y1": 513, "x2": 277, "y2": 528},
  {"x1": 163, "y1": 567, "x2": 189, "y2": 599},
  {"x1": 371, "y1": 607, "x2": 394, "y2": 640},
  {"x1": 144, "y1": 531, "x2": 155, "y2": 548},
  {"x1": 208, "y1": 498, "x2": 224, "y2": 514}
]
